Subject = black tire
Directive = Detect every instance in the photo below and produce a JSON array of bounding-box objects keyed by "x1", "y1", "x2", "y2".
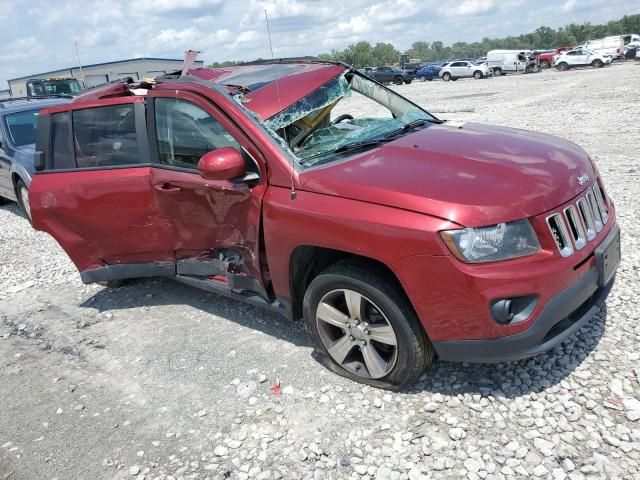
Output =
[
  {"x1": 14, "y1": 179, "x2": 31, "y2": 223},
  {"x1": 303, "y1": 261, "x2": 433, "y2": 391},
  {"x1": 404, "y1": 79, "x2": 412, "y2": 84},
  {"x1": 393, "y1": 76, "x2": 403, "y2": 85},
  {"x1": 451, "y1": 77, "x2": 458, "y2": 81},
  {"x1": 493, "y1": 68, "x2": 502, "y2": 76},
  {"x1": 473, "y1": 70, "x2": 483, "y2": 79},
  {"x1": 442, "y1": 72, "x2": 451, "y2": 82},
  {"x1": 540, "y1": 60, "x2": 550, "y2": 69},
  {"x1": 557, "y1": 62, "x2": 569, "y2": 71},
  {"x1": 592, "y1": 59, "x2": 603, "y2": 68}
]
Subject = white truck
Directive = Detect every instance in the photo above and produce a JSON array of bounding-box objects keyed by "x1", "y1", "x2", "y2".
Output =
[
  {"x1": 584, "y1": 34, "x2": 640, "y2": 59},
  {"x1": 486, "y1": 50, "x2": 540, "y2": 75}
]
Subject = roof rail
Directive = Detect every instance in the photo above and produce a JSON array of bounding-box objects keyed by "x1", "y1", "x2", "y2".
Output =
[{"x1": 237, "y1": 56, "x2": 347, "y2": 67}]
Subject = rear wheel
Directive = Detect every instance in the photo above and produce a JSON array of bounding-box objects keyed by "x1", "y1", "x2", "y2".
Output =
[
  {"x1": 591, "y1": 59, "x2": 603, "y2": 68},
  {"x1": 303, "y1": 262, "x2": 433, "y2": 390},
  {"x1": 404, "y1": 78, "x2": 412, "y2": 84},
  {"x1": 393, "y1": 76, "x2": 403, "y2": 85},
  {"x1": 15, "y1": 179, "x2": 31, "y2": 223},
  {"x1": 540, "y1": 60, "x2": 550, "y2": 69},
  {"x1": 442, "y1": 72, "x2": 451, "y2": 82},
  {"x1": 473, "y1": 70, "x2": 483, "y2": 79},
  {"x1": 493, "y1": 68, "x2": 502, "y2": 76},
  {"x1": 557, "y1": 62, "x2": 569, "y2": 71}
]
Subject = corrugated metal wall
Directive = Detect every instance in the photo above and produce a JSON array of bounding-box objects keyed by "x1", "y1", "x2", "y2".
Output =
[{"x1": 8, "y1": 59, "x2": 203, "y2": 97}]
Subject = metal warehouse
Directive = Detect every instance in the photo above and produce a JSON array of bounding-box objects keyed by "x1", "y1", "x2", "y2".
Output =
[{"x1": 7, "y1": 57, "x2": 204, "y2": 97}]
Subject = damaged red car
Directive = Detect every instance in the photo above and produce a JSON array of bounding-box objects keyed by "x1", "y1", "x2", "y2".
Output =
[{"x1": 29, "y1": 59, "x2": 620, "y2": 390}]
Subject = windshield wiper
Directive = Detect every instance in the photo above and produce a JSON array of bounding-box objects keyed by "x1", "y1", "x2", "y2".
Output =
[
  {"x1": 381, "y1": 119, "x2": 429, "y2": 139},
  {"x1": 298, "y1": 139, "x2": 384, "y2": 165}
]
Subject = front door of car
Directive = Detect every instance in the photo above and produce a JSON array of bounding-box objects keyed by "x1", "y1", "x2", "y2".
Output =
[
  {"x1": 450, "y1": 62, "x2": 464, "y2": 76},
  {"x1": 29, "y1": 98, "x2": 177, "y2": 282},
  {"x1": 146, "y1": 91, "x2": 268, "y2": 293}
]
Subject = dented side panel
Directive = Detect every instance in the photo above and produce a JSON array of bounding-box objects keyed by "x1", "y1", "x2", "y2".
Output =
[{"x1": 30, "y1": 166, "x2": 174, "y2": 272}]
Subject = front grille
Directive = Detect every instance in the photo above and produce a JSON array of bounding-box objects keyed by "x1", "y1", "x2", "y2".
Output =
[{"x1": 546, "y1": 182, "x2": 609, "y2": 257}]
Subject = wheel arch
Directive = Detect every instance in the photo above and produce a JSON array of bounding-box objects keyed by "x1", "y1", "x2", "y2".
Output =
[{"x1": 289, "y1": 246, "x2": 410, "y2": 323}]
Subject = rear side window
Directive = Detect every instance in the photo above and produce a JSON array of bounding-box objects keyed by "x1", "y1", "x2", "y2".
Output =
[
  {"x1": 73, "y1": 104, "x2": 141, "y2": 168},
  {"x1": 154, "y1": 98, "x2": 240, "y2": 170},
  {"x1": 51, "y1": 112, "x2": 75, "y2": 170}
]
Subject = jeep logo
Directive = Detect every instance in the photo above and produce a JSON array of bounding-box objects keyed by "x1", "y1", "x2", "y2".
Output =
[{"x1": 577, "y1": 174, "x2": 590, "y2": 186}]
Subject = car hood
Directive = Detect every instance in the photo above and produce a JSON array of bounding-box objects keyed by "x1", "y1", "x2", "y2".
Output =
[{"x1": 299, "y1": 122, "x2": 596, "y2": 227}]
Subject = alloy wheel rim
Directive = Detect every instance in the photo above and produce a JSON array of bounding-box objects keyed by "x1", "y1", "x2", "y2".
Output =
[
  {"x1": 316, "y1": 288, "x2": 398, "y2": 379},
  {"x1": 20, "y1": 187, "x2": 31, "y2": 220}
]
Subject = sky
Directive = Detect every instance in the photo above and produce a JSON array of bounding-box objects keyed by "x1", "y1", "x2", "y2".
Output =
[{"x1": 0, "y1": 0, "x2": 638, "y2": 86}]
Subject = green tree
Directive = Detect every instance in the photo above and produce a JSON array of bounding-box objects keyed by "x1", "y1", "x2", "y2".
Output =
[{"x1": 373, "y1": 42, "x2": 400, "y2": 65}]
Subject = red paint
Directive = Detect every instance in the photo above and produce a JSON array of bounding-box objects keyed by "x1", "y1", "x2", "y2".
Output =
[{"x1": 30, "y1": 61, "x2": 617, "y2": 348}]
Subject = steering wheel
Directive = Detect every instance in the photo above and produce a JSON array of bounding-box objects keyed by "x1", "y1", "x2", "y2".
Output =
[{"x1": 331, "y1": 114, "x2": 354, "y2": 125}]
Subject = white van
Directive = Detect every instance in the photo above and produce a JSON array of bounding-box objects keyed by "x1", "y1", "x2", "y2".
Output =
[
  {"x1": 584, "y1": 35, "x2": 639, "y2": 59},
  {"x1": 486, "y1": 50, "x2": 539, "y2": 75}
]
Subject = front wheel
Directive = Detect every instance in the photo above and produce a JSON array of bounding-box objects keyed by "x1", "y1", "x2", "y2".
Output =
[
  {"x1": 557, "y1": 62, "x2": 569, "y2": 71},
  {"x1": 592, "y1": 59, "x2": 603, "y2": 68},
  {"x1": 473, "y1": 70, "x2": 483, "y2": 79},
  {"x1": 442, "y1": 72, "x2": 451, "y2": 81},
  {"x1": 303, "y1": 262, "x2": 433, "y2": 390},
  {"x1": 393, "y1": 76, "x2": 403, "y2": 85},
  {"x1": 404, "y1": 79, "x2": 412, "y2": 84},
  {"x1": 15, "y1": 179, "x2": 31, "y2": 223}
]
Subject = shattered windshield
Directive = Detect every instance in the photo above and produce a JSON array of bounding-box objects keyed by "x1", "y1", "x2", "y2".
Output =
[{"x1": 260, "y1": 72, "x2": 436, "y2": 168}]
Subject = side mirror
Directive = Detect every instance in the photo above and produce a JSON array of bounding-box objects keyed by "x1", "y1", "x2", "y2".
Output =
[{"x1": 197, "y1": 147, "x2": 246, "y2": 181}]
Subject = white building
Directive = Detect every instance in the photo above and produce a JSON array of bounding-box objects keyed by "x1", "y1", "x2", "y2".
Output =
[{"x1": 7, "y1": 57, "x2": 204, "y2": 97}]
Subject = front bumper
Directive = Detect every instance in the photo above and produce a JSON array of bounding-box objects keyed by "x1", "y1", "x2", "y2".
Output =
[{"x1": 432, "y1": 225, "x2": 619, "y2": 363}]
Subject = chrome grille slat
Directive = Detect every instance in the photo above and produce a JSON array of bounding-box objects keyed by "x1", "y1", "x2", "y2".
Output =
[
  {"x1": 563, "y1": 205, "x2": 587, "y2": 250},
  {"x1": 586, "y1": 191, "x2": 603, "y2": 232},
  {"x1": 546, "y1": 180, "x2": 609, "y2": 257},
  {"x1": 593, "y1": 183, "x2": 609, "y2": 224}
]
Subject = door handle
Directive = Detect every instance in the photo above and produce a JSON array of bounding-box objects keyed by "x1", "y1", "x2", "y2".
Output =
[{"x1": 154, "y1": 183, "x2": 181, "y2": 193}]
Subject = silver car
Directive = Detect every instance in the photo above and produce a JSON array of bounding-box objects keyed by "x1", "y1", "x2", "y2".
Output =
[{"x1": 439, "y1": 61, "x2": 489, "y2": 81}]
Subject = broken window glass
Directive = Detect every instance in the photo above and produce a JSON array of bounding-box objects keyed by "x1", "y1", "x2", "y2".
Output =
[{"x1": 259, "y1": 72, "x2": 435, "y2": 167}]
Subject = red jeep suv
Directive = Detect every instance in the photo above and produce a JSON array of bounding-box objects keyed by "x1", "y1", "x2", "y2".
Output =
[{"x1": 29, "y1": 59, "x2": 620, "y2": 390}]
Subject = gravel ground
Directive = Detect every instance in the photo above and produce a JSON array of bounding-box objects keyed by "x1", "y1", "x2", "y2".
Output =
[{"x1": 1, "y1": 62, "x2": 639, "y2": 480}]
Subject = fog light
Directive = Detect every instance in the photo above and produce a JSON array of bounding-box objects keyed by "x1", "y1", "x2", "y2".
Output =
[{"x1": 490, "y1": 295, "x2": 538, "y2": 325}]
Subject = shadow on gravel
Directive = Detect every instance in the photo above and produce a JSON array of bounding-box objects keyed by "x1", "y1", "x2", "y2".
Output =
[
  {"x1": 410, "y1": 306, "x2": 608, "y2": 398},
  {"x1": 79, "y1": 277, "x2": 311, "y2": 347},
  {"x1": 0, "y1": 201, "x2": 27, "y2": 221}
]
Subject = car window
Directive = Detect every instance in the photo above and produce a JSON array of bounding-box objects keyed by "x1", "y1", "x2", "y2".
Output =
[
  {"x1": 73, "y1": 104, "x2": 141, "y2": 168},
  {"x1": 5, "y1": 109, "x2": 40, "y2": 146},
  {"x1": 567, "y1": 51, "x2": 578, "y2": 55},
  {"x1": 154, "y1": 98, "x2": 240, "y2": 170}
]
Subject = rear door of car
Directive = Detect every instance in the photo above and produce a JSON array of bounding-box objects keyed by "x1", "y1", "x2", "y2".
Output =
[{"x1": 29, "y1": 98, "x2": 176, "y2": 283}]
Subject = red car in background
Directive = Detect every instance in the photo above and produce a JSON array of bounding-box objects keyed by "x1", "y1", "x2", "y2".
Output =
[
  {"x1": 536, "y1": 46, "x2": 574, "y2": 69},
  {"x1": 29, "y1": 59, "x2": 620, "y2": 390}
]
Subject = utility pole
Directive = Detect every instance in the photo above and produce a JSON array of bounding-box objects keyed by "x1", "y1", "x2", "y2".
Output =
[{"x1": 74, "y1": 41, "x2": 86, "y2": 87}]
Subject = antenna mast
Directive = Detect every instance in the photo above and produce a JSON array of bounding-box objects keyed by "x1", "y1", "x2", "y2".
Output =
[
  {"x1": 265, "y1": 9, "x2": 296, "y2": 200},
  {"x1": 74, "y1": 41, "x2": 86, "y2": 88}
]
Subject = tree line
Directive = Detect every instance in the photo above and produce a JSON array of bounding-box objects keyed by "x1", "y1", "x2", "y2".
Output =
[{"x1": 209, "y1": 13, "x2": 640, "y2": 68}]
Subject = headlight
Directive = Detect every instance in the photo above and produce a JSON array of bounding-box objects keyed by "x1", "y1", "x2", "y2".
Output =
[{"x1": 440, "y1": 219, "x2": 541, "y2": 263}]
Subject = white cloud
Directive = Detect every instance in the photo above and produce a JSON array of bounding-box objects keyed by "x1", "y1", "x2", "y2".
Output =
[
  {"x1": 439, "y1": 0, "x2": 496, "y2": 17},
  {"x1": 0, "y1": 0, "x2": 635, "y2": 85}
]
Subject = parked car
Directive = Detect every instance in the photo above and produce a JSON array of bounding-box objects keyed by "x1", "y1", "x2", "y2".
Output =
[
  {"x1": 487, "y1": 50, "x2": 540, "y2": 75},
  {"x1": 365, "y1": 66, "x2": 413, "y2": 85},
  {"x1": 415, "y1": 63, "x2": 442, "y2": 81},
  {"x1": 0, "y1": 98, "x2": 69, "y2": 220},
  {"x1": 29, "y1": 60, "x2": 619, "y2": 390},
  {"x1": 536, "y1": 47, "x2": 573, "y2": 69},
  {"x1": 402, "y1": 62, "x2": 426, "y2": 76},
  {"x1": 439, "y1": 61, "x2": 489, "y2": 81},
  {"x1": 553, "y1": 48, "x2": 613, "y2": 70}
]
